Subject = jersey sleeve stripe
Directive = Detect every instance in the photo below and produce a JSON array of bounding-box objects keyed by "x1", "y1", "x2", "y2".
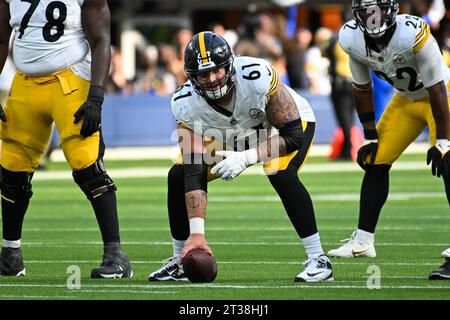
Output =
[
  {"x1": 198, "y1": 32, "x2": 209, "y2": 63},
  {"x1": 268, "y1": 65, "x2": 280, "y2": 97},
  {"x1": 414, "y1": 23, "x2": 427, "y2": 43},
  {"x1": 413, "y1": 24, "x2": 430, "y2": 54}
]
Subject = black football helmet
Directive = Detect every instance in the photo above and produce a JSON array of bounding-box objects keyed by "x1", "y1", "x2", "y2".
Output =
[
  {"x1": 184, "y1": 31, "x2": 235, "y2": 100},
  {"x1": 352, "y1": 0, "x2": 399, "y2": 38}
]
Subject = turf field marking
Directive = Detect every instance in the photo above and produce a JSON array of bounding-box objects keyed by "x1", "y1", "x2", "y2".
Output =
[
  {"x1": 23, "y1": 260, "x2": 441, "y2": 266},
  {"x1": 0, "y1": 283, "x2": 449, "y2": 290},
  {"x1": 0, "y1": 294, "x2": 75, "y2": 299},
  {"x1": 19, "y1": 241, "x2": 449, "y2": 247},
  {"x1": 32, "y1": 161, "x2": 430, "y2": 181},
  {"x1": 208, "y1": 193, "x2": 445, "y2": 202},
  {"x1": 21, "y1": 226, "x2": 450, "y2": 232}
]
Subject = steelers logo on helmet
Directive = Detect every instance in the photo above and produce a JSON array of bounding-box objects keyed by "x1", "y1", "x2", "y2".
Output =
[
  {"x1": 184, "y1": 31, "x2": 236, "y2": 101},
  {"x1": 352, "y1": 0, "x2": 399, "y2": 38}
]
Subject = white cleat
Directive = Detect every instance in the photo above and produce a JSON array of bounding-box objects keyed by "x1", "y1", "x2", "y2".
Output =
[
  {"x1": 295, "y1": 254, "x2": 334, "y2": 282},
  {"x1": 327, "y1": 231, "x2": 376, "y2": 258},
  {"x1": 441, "y1": 248, "x2": 450, "y2": 258}
]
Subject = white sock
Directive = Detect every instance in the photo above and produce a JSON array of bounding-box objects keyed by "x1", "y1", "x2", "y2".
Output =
[
  {"x1": 355, "y1": 229, "x2": 374, "y2": 243},
  {"x1": 301, "y1": 233, "x2": 324, "y2": 258},
  {"x1": 3, "y1": 239, "x2": 21, "y2": 249},
  {"x1": 172, "y1": 238, "x2": 185, "y2": 258}
]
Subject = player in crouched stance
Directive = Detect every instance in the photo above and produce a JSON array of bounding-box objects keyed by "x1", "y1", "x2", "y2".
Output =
[
  {"x1": 0, "y1": 0, "x2": 131, "y2": 278},
  {"x1": 148, "y1": 31, "x2": 333, "y2": 282},
  {"x1": 326, "y1": 0, "x2": 450, "y2": 280}
]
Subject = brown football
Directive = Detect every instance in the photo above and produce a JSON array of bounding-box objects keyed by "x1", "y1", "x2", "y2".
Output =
[{"x1": 182, "y1": 249, "x2": 218, "y2": 283}]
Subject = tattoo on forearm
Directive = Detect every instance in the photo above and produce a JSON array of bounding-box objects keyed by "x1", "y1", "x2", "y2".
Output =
[
  {"x1": 185, "y1": 190, "x2": 207, "y2": 219},
  {"x1": 266, "y1": 84, "x2": 300, "y2": 128}
]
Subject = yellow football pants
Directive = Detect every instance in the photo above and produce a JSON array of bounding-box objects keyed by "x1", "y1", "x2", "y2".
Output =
[
  {"x1": 176, "y1": 121, "x2": 315, "y2": 180},
  {"x1": 1, "y1": 69, "x2": 100, "y2": 172},
  {"x1": 372, "y1": 88, "x2": 450, "y2": 165}
]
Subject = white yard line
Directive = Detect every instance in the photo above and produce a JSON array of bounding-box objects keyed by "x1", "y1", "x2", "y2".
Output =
[
  {"x1": 21, "y1": 260, "x2": 443, "y2": 266},
  {"x1": 18, "y1": 241, "x2": 449, "y2": 247},
  {"x1": 32, "y1": 161, "x2": 431, "y2": 181},
  {"x1": 20, "y1": 226, "x2": 450, "y2": 232},
  {"x1": 0, "y1": 283, "x2": 449, "y2": 290},
  {"x1": 49, "y1": 143, "x2": 430, "y2": 162}
]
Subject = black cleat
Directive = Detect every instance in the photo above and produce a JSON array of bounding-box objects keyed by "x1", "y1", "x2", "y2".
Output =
[
  {"x1": 149, "y1": 256, "x2": 188, "y2": 281},
  {"x1": 429, "y1": 258, "x2": 450, "y2": 280},
  {"x1": 0, "y1": 247, "x2": 26, "y2": 276},
  {"x1": 91, "y1": 250, "x2": 133, "y2": 279}
]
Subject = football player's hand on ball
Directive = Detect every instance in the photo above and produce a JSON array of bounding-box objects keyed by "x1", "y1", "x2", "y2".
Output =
[
  {"x1": 74, "y1": 86, "x2": 104, "y2": 137},
  {"x1": 211, "y1": 149, "x2": 258, "y2": 181},
  {"x1": 0, "y1": 104, "x2": 6, "y2": 122},
  {"x1": 181, "y1": 234, "x2": 213, "y2": 263},
  {"x1": 427, "y1": 139, "x2": 450, "y2": 178},
  {"x1": 357, "y1": 139, "x2": 378, "y2": 171}
]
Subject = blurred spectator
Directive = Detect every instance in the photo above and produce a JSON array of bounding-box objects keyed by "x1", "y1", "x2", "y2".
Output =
[
  {"x1": 276, "y1": 17, "x2": 312, "y2": 90},
  {"x1": 158, "y1": 43, "x2": 187, "y2": 88},
  {"x1": 324, "y1": 32, "x2": 358, "y2": 160},
  {"x1": 106, "y1": 47, "x2": 132, "y2": 94},
  {"x1": 408, "y1": 0, "x2": 446, "y2": 29},
  {"x1": 305, "y1": 27, "x2": 332, "y2": 95},
  {"x1": 209, "y1": 22, "x2": 239, "y2": 49},
  {"x1": 442, "y1": 19, "x2": 450, "y2": 66},
  {"x1": 174, "y1": 28, "x2": 193, "y2": 61},
  {"x1": 136, "y1": 45, "x2": 177, "y2": 95}
]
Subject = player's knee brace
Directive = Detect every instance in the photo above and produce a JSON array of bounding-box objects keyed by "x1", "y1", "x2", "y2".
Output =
[
  {"x1": 0, "y1": 167, "x2": 33, "y2": 203},
  {"x1": 72, "y1": 159, "x2": 116, "y2": 201}
]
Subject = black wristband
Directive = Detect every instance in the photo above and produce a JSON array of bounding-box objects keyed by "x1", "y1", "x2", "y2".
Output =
[
  {"x1": 358, "y1": 112, "x2": 375, "y2": 124},
  {"x1": 88, "y1": 85, "x2": 104, "y2": 105},
  {"x1": 363, "y1": 129, "x2": 378, "y2": 140},
  {"x1": 183, "y1": 153, "x2": 208, "y2": 193}
]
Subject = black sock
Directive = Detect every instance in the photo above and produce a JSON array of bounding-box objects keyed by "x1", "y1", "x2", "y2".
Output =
[
  {"x1": 2, "y1": 198, "x2": 30, "y2": 241},
  {"x1": 1, "y1": 169, "x2": 33, "y2": 241},
  {"x1": 90, "y1": 190, "x2": 121, "y2": 243},
  {"x1": 268, "y1": 169, "x2": 318, "y2": 238},
  {"x1": 358, "y1": 164, "x2": 391, "y2": 233},
  {"x1": 167, "y1": 165, "x2": 190, "y2": 241},
  {"x1": 103, "y1": 241, "x2": 121, "y2": 254}
]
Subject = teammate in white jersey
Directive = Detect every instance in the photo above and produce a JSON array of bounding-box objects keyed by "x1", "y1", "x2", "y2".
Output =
[
  {"x1": 326, "y1": 0, "x2": 450, "y2": 280},
  {"x1": 148, "y1": 31, "x2": 334, "y2": 283},
  {"x1": 0, "y1": 0, "x2": 132, "y2": 278}
]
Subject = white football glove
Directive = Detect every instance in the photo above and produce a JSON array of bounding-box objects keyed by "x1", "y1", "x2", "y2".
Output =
[{"x1": 211, "y1": 149, "x2": 259, "y2": 181}]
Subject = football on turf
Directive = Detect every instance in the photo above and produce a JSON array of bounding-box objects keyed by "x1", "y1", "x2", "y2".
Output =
[{"x1": 182, "y1": 249, "x2": 218, "y2": 283}]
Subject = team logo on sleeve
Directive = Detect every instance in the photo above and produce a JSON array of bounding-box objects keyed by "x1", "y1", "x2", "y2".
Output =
[
  {"x1": 249, "y1": 108, "x2": 265, "y2": 119},
  {"x1": 393, "y1": 54, "x2": 406, "y2": 65}
]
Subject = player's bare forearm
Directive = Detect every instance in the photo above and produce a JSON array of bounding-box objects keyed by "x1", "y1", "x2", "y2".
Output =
[
  {"x1": 353, "y1": 82, "x2": 376, "y2": 130},
  {"x1": 266, "y1": 84, "x2": 300, "y2": 127},
  {"x1": 81, "y1": 0, "x2": 111, "y2": 88},
  {"x1": 260, "y1": 84, "x2": 300, "y2": 160},
  {"x1": 185, "y1": 190, "x2": 207, "y2": 220},
  {"x1": 257, "y1": 135, "x2": 287, "y2": 162},
  {"x1": 0, "y1": 0, "x2": 12, "y2": 73},
  {"x1": 428, "y1": 81, "x2": 450, "y2": 139}
]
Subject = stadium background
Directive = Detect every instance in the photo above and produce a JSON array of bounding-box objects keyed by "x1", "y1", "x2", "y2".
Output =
[{"x1": 0, "y1": 0, "x2": 449, "y2": 302}]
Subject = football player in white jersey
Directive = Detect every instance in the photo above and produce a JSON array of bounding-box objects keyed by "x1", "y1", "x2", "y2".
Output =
[
  {"x1": 0, "y1": 0, "x2": 132, "y2": 278},
  {"x1": 326, "y1": 0, "x2": 450, "y2": 280},
  {"x1": 148, "y1": 31, "x2": 334, "y2": 282}
]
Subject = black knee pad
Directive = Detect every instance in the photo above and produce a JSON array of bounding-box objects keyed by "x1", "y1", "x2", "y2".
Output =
[
  {"x1": 0, "y1": 167, "x2": 33, "y2": 202},
  {"x1": 73, "y1": 159, "x2": 116, "y2": 200}
]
